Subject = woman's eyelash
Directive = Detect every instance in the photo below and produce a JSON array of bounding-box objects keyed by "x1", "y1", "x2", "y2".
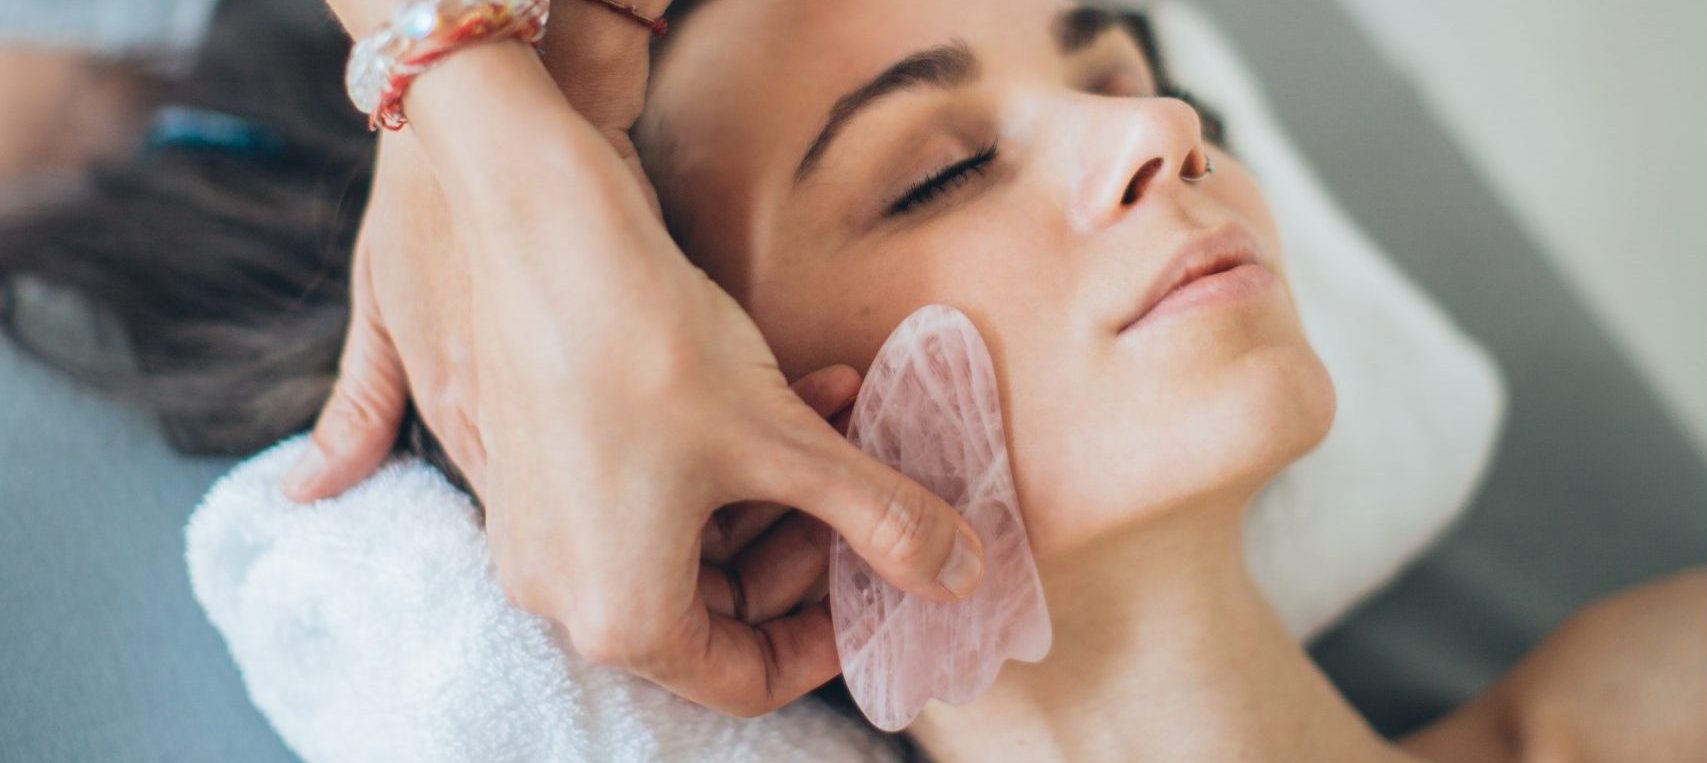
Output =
[{"x1": 885, "y1": 144, "x2": 999, "y2": 218}]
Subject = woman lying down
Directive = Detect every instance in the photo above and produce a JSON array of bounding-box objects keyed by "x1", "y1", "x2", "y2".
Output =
[{"x1": 2, "y1": 0, "x2": 1701, "y2": 760}]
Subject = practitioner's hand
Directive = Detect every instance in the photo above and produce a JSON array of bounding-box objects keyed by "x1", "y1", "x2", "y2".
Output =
[
  {"x1": 292, "y1": 0, "x2": 985, "y2": 716},
  {"x1": 282, "y1": 0, "x2": 670, "y2": 496}
]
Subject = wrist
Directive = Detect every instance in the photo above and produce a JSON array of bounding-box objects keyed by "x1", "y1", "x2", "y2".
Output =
[
  {"x1": 407, "y1": 39, "x2": 564, "y2": 136},
  {"x1": 345, "y1": 0, "x2": 551, "y2": 130},
  {"x1": 403, "y1": 41, "x2": 602, "y2": 194}
]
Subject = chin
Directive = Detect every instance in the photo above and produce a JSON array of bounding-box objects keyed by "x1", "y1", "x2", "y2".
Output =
[
  {"x1": 1019, "y1": 340, "x2": 1335, "y2": 557},
  {"x1": 1207, "y1": 342, "x2": 1337, "y2": 488}
]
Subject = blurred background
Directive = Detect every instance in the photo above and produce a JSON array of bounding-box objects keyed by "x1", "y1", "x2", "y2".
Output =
[{"x1": 1340, "y1": 0, "x2": 1707, "y2": 454}]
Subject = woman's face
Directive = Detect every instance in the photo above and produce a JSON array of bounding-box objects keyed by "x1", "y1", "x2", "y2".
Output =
[{"x1": 641, "y1": 0, "x2": 1334, "y2": 554}]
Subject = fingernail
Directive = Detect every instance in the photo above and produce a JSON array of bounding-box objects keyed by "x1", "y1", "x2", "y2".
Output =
[
  {"x1": 938, "y1": 528, "x2": 983, "y2": 600},
  {"x1": 282, "y1": 446, "x2": 326, "y2": 501}
]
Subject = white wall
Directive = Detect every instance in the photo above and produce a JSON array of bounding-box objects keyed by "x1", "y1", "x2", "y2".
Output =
[{"x1": 1335, "y1": 0, "x2": 1707, "y2": 454}]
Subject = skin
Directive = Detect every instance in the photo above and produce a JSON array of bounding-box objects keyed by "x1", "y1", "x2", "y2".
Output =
[
  {"x1": 307, "y1": 0, "x2": 991, "y2": 718},
  {"x1": 1404, "y1": 570, "x2": 1707, "y2": 763},
  {"x1": 636, "y1": 0, "x2": 1706, "y2": 760},
  {"x1": 640, "y1": 0, "x2": 1333, "y2": 557}
]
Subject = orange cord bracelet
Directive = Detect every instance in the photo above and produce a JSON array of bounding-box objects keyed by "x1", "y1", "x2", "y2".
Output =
[
  {"x1": 348, "y1": 0, "x2": 666, "y2": 132},
  {"x1": 348, "y1": 0, "x2": 551, "y2": 131}
]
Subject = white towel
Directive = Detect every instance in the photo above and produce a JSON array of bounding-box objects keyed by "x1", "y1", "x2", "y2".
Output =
[
  {"x1": 188, "y1": 438, "x2": 903, "y2": 763},
  {"x1": 185, "y1": 3, "x2": 1506, "y2": 760}
]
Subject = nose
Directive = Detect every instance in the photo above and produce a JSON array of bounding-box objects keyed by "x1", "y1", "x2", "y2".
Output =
[{"x1": 1052, "y1": 95, "x2": 1211, "y2": 233}]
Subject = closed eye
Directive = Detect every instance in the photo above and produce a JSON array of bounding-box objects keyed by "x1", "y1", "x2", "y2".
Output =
[{"x1": 884, "y1": 144, "x2": 999, "y2": 217}]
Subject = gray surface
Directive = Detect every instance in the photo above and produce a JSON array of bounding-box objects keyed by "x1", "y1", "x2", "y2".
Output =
[
  {"x1": 2, "y1": 0, "x2": 1706, "y2": 758},
  {"x1": 0, "y1": 339, "x2": 292, "y2": 762},
  {"x1": 0, "y1": 0, "x2": 221, "y2": 58},
  {"x1": 1195, "y1": 0, "x2": 1707, "y2": 735}
]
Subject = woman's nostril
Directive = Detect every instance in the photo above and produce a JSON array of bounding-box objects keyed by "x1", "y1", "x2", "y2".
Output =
[{"x1": 1123, "y1": 157, "x2": 1165, "y2": 207}]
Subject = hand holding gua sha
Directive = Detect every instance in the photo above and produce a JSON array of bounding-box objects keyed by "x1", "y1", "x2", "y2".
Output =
[{"x1": 829, "y1": 304, "x2": 1053, "y2": 732}]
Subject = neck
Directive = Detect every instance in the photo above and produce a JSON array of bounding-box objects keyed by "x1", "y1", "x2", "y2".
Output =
[{"x1": 907, "y1": 495, "x2": 1409, "y2": 763}]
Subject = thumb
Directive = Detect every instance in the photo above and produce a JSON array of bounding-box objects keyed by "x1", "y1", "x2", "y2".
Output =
[
  {"x1": 283, "y1": 301, "x2": 409, "y2": 502},
  {"x1": 761, "y1": 422, "x2": 984, "y2": 602}
]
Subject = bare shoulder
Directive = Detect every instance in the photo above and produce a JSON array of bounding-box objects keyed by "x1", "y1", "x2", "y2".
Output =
[{"x1": 1401, "y1": 568, "x2": 1705, "y2": 763}]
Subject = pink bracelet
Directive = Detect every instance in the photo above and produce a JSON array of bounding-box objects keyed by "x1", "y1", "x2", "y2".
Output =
[{"x1": 345, "y1": 0, "x2": 551, "y2": 131}]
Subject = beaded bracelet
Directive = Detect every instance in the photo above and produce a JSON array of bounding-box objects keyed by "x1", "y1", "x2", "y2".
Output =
[{"x1": 345, "y1": 0, "x2": 551, "y2": 131}]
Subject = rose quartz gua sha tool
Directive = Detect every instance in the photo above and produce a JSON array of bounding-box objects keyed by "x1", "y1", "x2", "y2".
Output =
[{"x1": 829, "y1": 304, "x2": 1052, "y2": 732}]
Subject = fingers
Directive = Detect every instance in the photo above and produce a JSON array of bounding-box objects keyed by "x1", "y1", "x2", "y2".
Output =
[
  {"x1": 700, "y1": 512, "x2": 832, "y2": 624},
  {"x1": 762, "y1": 423, "x2": 984, "y2": 603},
  {"x1": 564, "y1": 588, "x2": 841, "y2": 718},
  {"x1": 283, "y1": 275, "x2": 409, "y2": 502},
  {"x1": 662, "y1": 603, "x2": 843, "y2": 718},
  {"x1": 701, "y1": 502, "x2": 791, "y2": 564},
  {"x1": 702, "y1": 366, "x2": 859, "y2": 563},
  {"x1": 789, "y1": 364, "x2": 862, "y2": 417},
  {"x1": 569, "y1": 365, "x2": 874, "y2": 716}
]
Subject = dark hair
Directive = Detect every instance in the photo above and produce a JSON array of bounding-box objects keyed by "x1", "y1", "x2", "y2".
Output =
[
  {"x1": 0, "y1": 4, "x2": 1196, "y2": 756},
  {"x1": 0, "y1": 0, "x2": 371, "y2": 454},
  {"x1": 0, "y1": 0, "x2": 481, "y2": 483}
]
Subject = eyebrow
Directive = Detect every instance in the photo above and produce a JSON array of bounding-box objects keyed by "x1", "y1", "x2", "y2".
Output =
[
  {"x1": 793, "y1": 40, "x2": 979, "y2": 185},
  {"x1": 1054, "y1": 6, "x2": 1125, "y2": 53},
  {"x1": 792, "y1": 5, "x2": 1134, "y2": 186}
]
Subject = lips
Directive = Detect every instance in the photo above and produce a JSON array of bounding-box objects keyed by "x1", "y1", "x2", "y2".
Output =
[{"x1": 1115, "y1": 224, "x2": 1265, "y2": 333}]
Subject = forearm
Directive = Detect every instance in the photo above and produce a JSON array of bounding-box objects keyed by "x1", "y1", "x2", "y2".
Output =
[{"x1": 320, "y1": 0, "x2": 672, "y2": 248}]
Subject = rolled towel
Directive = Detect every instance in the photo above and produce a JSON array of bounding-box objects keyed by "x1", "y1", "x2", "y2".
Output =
[{"x1": 187, "y1": 437, "x2": 902, "y2": 763}]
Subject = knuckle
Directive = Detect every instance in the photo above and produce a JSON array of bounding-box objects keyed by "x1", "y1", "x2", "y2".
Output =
[
  {"x1": 728, "y1": 697, "x2": 774, "y2": 719},
  {"x1": 324, "y1": 378, "x2": 393, "y2": 435},
  {"x1": 424, "y1": 393, "x2": 486, "y2": 470},
  {"x1": 568, "y1": 626, "x2": 628, "y2": 666},
  {"x1": 492, "y1": 564, "x2": 542, "y2": 615},
  {"x1": 499, "y1": 583, "x2": 535, "y2": 614},
  {"x1": 422, "y1": 397, "x2": 463, "y2": 442},
  {"x1": 567, "y1": 604, "x2": 662, "y2": 667},
  {"x1": 866, "y1": 479, "x2": 938, "y2": 569}
]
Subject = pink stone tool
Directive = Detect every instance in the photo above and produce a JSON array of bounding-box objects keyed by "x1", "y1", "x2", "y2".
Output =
[{"x1": 829, "y1": 304, "x2": 1052, "y2": 732}]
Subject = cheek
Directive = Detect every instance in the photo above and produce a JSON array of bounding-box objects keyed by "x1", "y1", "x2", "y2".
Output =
[
  {"x1": 745, "y1": 251, "x2": 930, "y2": 380},
  {"x1": 749, "y1": 166, "x2": 1328, "y2": 559},
  {"x1": 746, "y1": 220, "x2": 1030, "y2": 385}
]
